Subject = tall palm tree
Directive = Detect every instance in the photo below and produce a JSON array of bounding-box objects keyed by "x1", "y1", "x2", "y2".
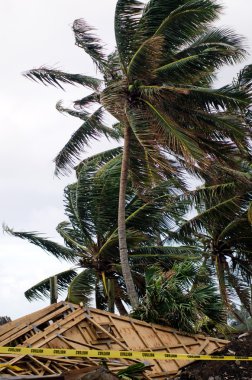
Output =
[
  {"x1": 5, "y1": 150, "x2": 195, "y2": 313},
  {"x1": 169, "y1": 165, "x2": 252, "y2": 320},
  {"x1": 24, "y1": 0, "x2": 251, "y2": 307}
]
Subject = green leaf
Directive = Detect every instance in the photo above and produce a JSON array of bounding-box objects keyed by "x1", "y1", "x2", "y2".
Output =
[
  {"x1": 139, "y1": 0, "x2": 221, "y2": 42},
  {"x1": 63, "y1": 184, "x2": 94, "y2": 244},
  {"x1": 115, "y1": 0, "x2": 144, "y2": 68},
  {"x1": 67, "y1": 268, "x2": 96, "y2": 305},
  {"x1": 143, "y1": 100, "x2": 204, "y2": 162},
  {"x1": 23, "y1": 67, "x2": 102, "y2": 91},
  {"x1": 127, "y1": 35, "x2": 164, "y2": 81},
  {"x1": 129, "y1": 245, "x2": 200, "y2": 260},
  {"x1": 73, "y1": 19, "x2": 108, "y2": 73},
  {"x1": 54, "y1": 108, "x2": 120, "y2": 175},
  {"x1": 73, "y1": 92, "x2": 100, "y2": 110},
  {"x1": 56, "y1": 101, "x2": 89, "y2": 120},
  {"x1": 3, "y1": 225, "x2": 77, "y2": 263},
  {"x1": 75, "y1": 147, "x2": 123, "y2": 175}
]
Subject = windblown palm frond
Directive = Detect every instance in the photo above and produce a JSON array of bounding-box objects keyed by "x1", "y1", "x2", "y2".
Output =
[
  {"x1": 23, "y1": 67, "x2": 102, "y2": 91},
  {"x1": 67, "y1": 268, "x2": 96, "y2": 305},
  {"x1": 139, "y1": 0, "x2": 222, "y2": 42},
  {"x1": 73, "y1": 19, "x2": 108, "y2": 73},
  {"x1": 234, "y1": 64, "x2": 252, "y2": 89},
  {"x1": 3, "y1": 225, "x2": 77, "y2": 263},
  {"x1": 54, "y1": 108, "x2": 121, "y2": 175},
  {"x1": 75, "y1": 146, "x2": 123, "y2": 175},
  {"x1": 25, "y1": 269, "x2": 78, "y2": 302},
  {"x1": 115, "y1": 0, "x2": 144, "y2": 69},
  {"x1": 56, "y1": 101, "x2": 89, "y2": 120},
  {"x1": 74, "y1": 92, "x2": 100, "y2": 110}
]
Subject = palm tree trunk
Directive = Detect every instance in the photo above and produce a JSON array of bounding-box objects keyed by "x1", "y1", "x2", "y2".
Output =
[
  {"x1": 115, "y1": 298, "x2": 128, "y2": 316},
  {"x1": 118, "y1": 124, "x2": 139, "y2": 309},
  {"x1": 108, "y1": 279, "x2": 115, "y2": 313}
]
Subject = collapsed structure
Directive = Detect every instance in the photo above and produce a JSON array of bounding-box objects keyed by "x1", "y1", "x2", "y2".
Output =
[{"x1": 0, "y1": 302, "x2": 228, "y2": 379}]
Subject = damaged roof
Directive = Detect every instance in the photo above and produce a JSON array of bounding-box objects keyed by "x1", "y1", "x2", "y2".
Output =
[{"x1": 0, "y1": 302, "x2": 228, "y2": 379}]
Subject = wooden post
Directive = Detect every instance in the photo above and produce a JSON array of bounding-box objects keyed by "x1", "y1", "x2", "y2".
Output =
[{"x1": 50, "y1": 276, "x2": 58, "y2": 304}]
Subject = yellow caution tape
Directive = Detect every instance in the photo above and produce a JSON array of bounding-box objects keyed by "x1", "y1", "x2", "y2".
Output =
[
  {"x1": 0, "y1": 364, "x2": 23, "y2": 371},
  {"x1": 0, "y1": 347, "x2": 251, "y2": 361}
]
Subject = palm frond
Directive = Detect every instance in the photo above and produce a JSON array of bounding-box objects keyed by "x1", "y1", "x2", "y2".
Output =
[
  {"x1": 98, "y1": 228, "x2": 147, "y2": 259},
  {"x1": 56, "y1": 221, "x2": 90, "y2": 252},
  {"x1": 23, "y1": 67, "x2": 102, "y2": 91},
  {"x1": 115, "y1": 0, "x2": 144, "y2": 69},
  {"x1": 177, "y1": 195, "x2": 241, "y2": 239},
  {"x1": 63, "y1": 185, "x2": 94, "y2": 244},
  {"x1": 139, "y1": 0, "x2": 221, "y2": 42},
  {"x1": 95, "y1": 278, "x2": 108, "y2": 310},
  {"x1": 236, "y1": 64, "x2": 252, "y2": 89},
  {"x1": 133, "y1": 261, "x2": 225, "y2": 332},
  {"x1": 75, "y1": 146, "x2": 123, "y2": 175},
  {"x1": 187, "y1": 84, "x2": 250, "y2": 111},
  {"x1": 178, "y1": 27, "x2": 246, "y2": 66},
  {"x1": 117, "y1": 363, "x2": 149, "y2": 378},
  {"x1": 105, "y1": 50, "x2": 124, "y2": 82},
  {"x1": 128, "y1": 132, "x2": 179, "y2": 189},
  {"x1": 73, "y1": 19, "x2": 107, "y2": 73},
  {"x1": 141, "y1": 83, "x2": 250, "y2": 112},
  {"x1": 217, "y1": 218, "x2": 245, "y2": 241},
  {"x1": 56, "y1": 101, "x2": 89, "y2": 120},
  {"x1": 153, "y1": 0, "x2": 222, "y2": 50},
  {"x1": 227, "y1": 266, "x2": 252, "y2": 313},
  {"x1": 127, "y1": 106, "x2": 180, "y2": 176},
  {"x1": 143, "y1": 100, "x2": 204, "y2": 162},
  {"x1": 54, "y1": 108, "x2": 120, "y2": 176},
  {"x1": 158, "y1": 27, "x2": 245, "y2": 86},
  {"x1": 76, "y1": 154, "x2": 122, "y2": 237},
  {"x1": 156, "y1": 39, "x2": 244, "y2": 85},
  {"x1": 0, "y1": 316, "x2": 11, "y2": 326},
  {"x1": 73, "y1": 92, "x2": 100, "y2": 110},
  {"x1": 129, "y1": 245, "x2": 200, "y2": 259},
  {"x1": 25, "y1": 269, "x2": 77, "y2": 302},
  {"x1": 3, "y1": 225, "x2": 77, "y2": 263},
  {"x1": 127, "y1": 35, "x2": 163, "y2": 81},
  {"x1": 67, "y1": 268, "x2": 96, "y2": 305},
  {"x1": 190, "y1": 284, "x2": 226, "y2": 323}
]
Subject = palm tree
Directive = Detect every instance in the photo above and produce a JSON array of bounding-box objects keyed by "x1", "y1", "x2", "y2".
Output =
[
  {"x1": 157, "y1": 64, "x2": 252, "y2": 319},
  {"x1": 24, "y1": 0, "x2": 251, "y2": 307},
  {"x1": 132, "y1": 261, "x2": 226, "y2": 333},
  {"x1": 169, "y1": 166, "x2": 252, "y2": 321},
  {"x1": 5, "y1": 150, "x2": 196, "y2": 313}
]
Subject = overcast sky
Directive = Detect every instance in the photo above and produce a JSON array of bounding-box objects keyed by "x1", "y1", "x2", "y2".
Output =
[{"x1": 0, "y1": 0, "x2": 252, "y2": 320}]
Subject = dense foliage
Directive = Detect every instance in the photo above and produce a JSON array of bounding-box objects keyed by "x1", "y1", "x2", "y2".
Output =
[{"x1": 132, "y1": 262, "x2": 226, "y2": 333}]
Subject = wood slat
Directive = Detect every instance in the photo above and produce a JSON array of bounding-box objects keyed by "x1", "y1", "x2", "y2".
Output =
[{"x1": 0, "y1": 304, "x2": 74, "y2": 346}]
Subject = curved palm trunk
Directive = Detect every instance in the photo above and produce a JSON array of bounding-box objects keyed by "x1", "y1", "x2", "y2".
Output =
[
  {"x1": 115, "y1": 298, "x2": 128, "y2": 316},
  {"x1": 118, "y1": 124, "x2": 139, "y2": 309}
]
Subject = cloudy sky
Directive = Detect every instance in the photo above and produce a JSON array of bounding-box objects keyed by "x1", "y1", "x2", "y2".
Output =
[{"x1": 0, "y1": 0, "x2": 251, "y2": 320}]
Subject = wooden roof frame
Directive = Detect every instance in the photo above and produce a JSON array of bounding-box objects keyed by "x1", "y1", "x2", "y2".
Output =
[{"x1": 0, "y1": 302, "x2": 228, "y2": 379}]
